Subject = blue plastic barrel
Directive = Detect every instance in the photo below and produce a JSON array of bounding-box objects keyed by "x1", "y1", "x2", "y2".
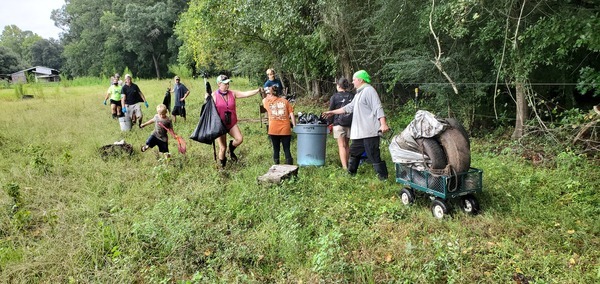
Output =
[{"x1": 294, "y1": 124, "x2": 327, "y2": 166}]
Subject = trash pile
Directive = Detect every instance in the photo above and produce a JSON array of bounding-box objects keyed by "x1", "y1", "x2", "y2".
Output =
[
  {"x1": 389, "y1": 110, "x2": 471, "y2": 174},
  {"x1": 99, "y1": 140, "x2": 134, "y2": 159},
  {"x1": 297, "y1": 112, "x2": 327, "y2": 124}
]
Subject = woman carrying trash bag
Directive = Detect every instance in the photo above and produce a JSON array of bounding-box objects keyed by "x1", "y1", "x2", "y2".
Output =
[{"x1": 209, "y1": 75, "x2": 262, "y2": 168}]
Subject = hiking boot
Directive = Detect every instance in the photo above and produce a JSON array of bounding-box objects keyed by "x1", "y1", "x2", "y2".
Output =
[
  {"x1": 347, "y1": 157, "x2": 359, "y2": 176},
  {"x1": 273, "y1": 158, "x2": 280, "y2": 165},
  {"x1": 228, "y1": 140, "x2": 238, "y2": 162},
  {"x1": 373, "y1": 162, "x2": 388, "y2": 181},
  {"x1": 219, "y1": 157, "x2": 227, "y2": 168},
  {"x1": 285, "y1": 158, "x2": 294, "y2": 165}
]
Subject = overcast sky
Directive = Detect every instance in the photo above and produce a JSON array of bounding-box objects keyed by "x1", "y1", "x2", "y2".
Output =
[{"x1": 0, "y1": 0, "x2": 65, "y2": 39}]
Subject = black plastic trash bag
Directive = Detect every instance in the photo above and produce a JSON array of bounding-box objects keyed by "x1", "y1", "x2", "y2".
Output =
[
  {"x1": 162, "y1": 88, "x2": 171, "y2": 113},
  {"x1": 298, "y1": 112, "x2": 327, "y2": 124},
  {"x1": 190, "y1": 94, "x2": 227, "y2": 144}
]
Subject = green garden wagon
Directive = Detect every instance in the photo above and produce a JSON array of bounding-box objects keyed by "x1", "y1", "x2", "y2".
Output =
[{"x1": 395, "y1": 163, "x2": 483, "y2": 219}]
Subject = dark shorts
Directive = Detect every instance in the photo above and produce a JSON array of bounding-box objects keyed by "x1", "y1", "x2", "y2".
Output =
[
  {"x1": 110, "y1": 100, "x2": 122, "y2": 107},
  {"x1": 146, "y1": 135, "x2": 169, "y2": 153},
  {"x1": 172, "y1": 106, "x2": 186, "y2": 117}
]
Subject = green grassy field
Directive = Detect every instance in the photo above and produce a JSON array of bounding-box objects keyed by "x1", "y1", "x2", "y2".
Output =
[{"x1": 0, "y1": 79, "x2": 598, "y2": 283}]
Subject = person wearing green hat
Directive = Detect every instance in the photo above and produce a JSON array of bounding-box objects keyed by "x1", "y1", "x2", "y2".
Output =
[{"x1": 323, "y1": 70, "x2": 390, "y2": 180}]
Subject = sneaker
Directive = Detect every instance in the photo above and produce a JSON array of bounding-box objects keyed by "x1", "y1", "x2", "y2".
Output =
[{"x1": 141, "y1": 145, "x2": 149, "y2": 152}]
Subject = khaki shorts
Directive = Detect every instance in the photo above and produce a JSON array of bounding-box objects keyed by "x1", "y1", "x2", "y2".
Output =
[
  {"x1": 126, "y1": 103, "x2": 143, "y2": 121},
  {"x1": 333, "y1": 125, "x2": 350, "y2": 139}
]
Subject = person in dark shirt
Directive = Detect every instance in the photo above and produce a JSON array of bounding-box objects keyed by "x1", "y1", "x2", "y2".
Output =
[
  {"x1": 120, "y1": 74, "x2": 148, "y2": 128},
  {"x1": 328, "y1": 77, "x2": 354, "y2": 170},
  {"x1": 171, "y1": 75, "x2": 190, "y2": 123}
]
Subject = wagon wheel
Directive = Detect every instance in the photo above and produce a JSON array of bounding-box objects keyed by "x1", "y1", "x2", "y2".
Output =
[
  {"x1": 460, "y1": 194, "x2": 480, "y2": 215},
  {"x1": 431, "y1": 198, "x2": 449, "y2": 219},
  {"x1": 399, "y1": 188, "x2": 415, "y2": 205}
]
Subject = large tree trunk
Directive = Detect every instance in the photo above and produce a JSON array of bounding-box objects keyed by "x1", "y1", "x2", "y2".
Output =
[
  {"x1": 311, "y1": 79, "x2": 320, "y2": 98},
  {"x1": 303, "y1": 65, "x2": 311, "y2": 97},
  {"x1": 512, "y1": 81, "x2": 528, "y2": 139},
  {"x1": 340, "y1": 51, "x2": 352, "y2": 80},
  {"x1": 152, "y1": 54, "x2": 161, "y2": 79}
]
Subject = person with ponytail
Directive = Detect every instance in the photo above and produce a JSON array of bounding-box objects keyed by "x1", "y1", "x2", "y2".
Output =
[{"x1": 328, "y1": 77, "x2": 354, "y2": 170}]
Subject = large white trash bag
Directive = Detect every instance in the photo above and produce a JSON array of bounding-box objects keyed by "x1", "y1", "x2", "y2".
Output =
[{"x1": 389, "y1": 110, "x2": 446, "y2": 168}]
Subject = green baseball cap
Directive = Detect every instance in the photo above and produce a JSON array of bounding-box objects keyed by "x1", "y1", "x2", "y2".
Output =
[{"x1": 353, "y1": 70, "x2": 371, "y2": 83}]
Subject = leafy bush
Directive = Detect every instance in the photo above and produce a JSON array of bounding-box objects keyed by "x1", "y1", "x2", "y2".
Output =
[{"x1": 168, "y1": 64, "x2": 193, "y2": 79}]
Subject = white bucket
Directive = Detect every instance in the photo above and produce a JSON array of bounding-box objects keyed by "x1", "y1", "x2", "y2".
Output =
[{"x1": 119, "y1": 116, "x2": 132, "y2": 131}]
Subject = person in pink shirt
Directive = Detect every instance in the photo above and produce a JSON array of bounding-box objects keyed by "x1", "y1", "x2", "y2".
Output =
[{"x1": 211, "y1": 75, "x2": 262, "y2": 168}]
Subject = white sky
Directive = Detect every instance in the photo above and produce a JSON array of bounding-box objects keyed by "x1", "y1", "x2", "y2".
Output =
[{"x1": 0, "y1": 0, "x2": 65, "y2": 39}]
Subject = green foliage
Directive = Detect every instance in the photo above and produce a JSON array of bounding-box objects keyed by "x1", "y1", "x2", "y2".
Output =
[
  {"x1": 121, "y1": 67, "x2": 133, "y2": 78},
  {"x1": 12, "y1": 83, "x2": 24, "y2": 99},
  {"x1": 311, "y1": 229, "x2": 343, "y2": 273},
  {"x1": 555, "y1": 150, "x2": 586, "y2": 171},
  {"x1": 56, "y1": 0, "x2": 185, "y2": 78},
  {"x1": 0, "y1": 25, "x2": 43, "y2": 67},
  {"x1": 0, "y1": 45, "x2": 22, "y2": 74},
  {"x1": 27, "y1": 145, "x2": 52, "y2": 175},
  {"x1": 577, "y1": 67, "x2": 600, "y2": 97},
  {"x1": 167, "y1": 64, "x2": 192, "y2": 78},
  {"x1": 29, "y1": 38, "x2": 63, "y2": 70},
  {"x1": 4, "y1": 182, "x2": 22, "y2": 210},
  {"x1": 69, "y1": 77, "x2": 107, "y2": 87},
  {"x1": 59, "y1": 73, "x2": 71, "y2": 87}
]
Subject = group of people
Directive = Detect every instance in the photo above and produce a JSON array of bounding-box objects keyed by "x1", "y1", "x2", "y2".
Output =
[
  {"x1": 202, "y1": 69, "x2": 295, "y2": 168},
  {"x1": 103, "y1": 73, "x2": 149, "y2": 126},
  {"x1": 102, "y1": 69, "x2": 390, "y2": 181},
  {"x1": 103, "y1": 73, "x2": 187, "y2": 159},
  {"x1": 258, "y1": 68, "x2": 390, "y2": 181}
]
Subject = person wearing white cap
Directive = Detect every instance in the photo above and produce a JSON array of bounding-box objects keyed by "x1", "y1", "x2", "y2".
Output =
[
  {"x1": 171, "y1": 75, "x2": 190, "y2": 123},
  {"x1": 209, "y1": 74, "x2": 263, "y2": 168}
]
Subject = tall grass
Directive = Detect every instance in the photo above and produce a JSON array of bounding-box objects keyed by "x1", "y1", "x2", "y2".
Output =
[{"x1": 0, "y1": 79, "x2": 598, "y2": 283}]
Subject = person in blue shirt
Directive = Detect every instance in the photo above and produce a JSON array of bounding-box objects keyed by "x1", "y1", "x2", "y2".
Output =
[
  {"x1": 171, "y1": 75, "x2": 190, "y2": 123},
  {"x1": 263, "y1": 69, "x2": 284, "y2": 96}
]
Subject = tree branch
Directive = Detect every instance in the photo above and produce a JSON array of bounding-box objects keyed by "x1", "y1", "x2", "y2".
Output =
[{"x1": 428, "y1": 0, "x2": 459, "y2": 98}]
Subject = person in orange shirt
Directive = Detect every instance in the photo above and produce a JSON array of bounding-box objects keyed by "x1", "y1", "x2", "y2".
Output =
[{"x1": 263, "y1": 85, "x2": 296, "y2": 164}]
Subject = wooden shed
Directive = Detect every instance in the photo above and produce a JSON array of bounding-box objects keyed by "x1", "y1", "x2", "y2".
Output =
[{"x1": 11, "y1": 66, "x2": 60, "y2": 83}]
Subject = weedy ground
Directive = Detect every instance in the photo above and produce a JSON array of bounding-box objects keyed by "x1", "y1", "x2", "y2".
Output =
[{"x1": 0, "y1": 78, "x2": 598, "y2": 283}]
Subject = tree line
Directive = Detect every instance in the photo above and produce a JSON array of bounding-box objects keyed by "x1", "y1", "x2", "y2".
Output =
[
  {"x1": 1, "y1": 0, "x2": 599, "y2": 140},
  {"x1": 0, "y1": 25, "x2": 63, "y2": 72}
]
